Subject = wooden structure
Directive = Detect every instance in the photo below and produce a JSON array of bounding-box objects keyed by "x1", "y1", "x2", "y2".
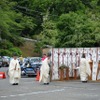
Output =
[
  {"x1": 58, "y1": 68, "x2": 69, "y2": 81},
  {"x1": 73, "y1": 68, "x2": 79, "y2": 80},
  {"x1": 96, "y1": 63, "x2": 100, "y2": 80},
  {"x1": 89, "y1": 61, "x2": 93, "y2": 80}
]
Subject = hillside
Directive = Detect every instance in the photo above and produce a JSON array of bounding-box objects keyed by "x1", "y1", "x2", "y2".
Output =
[{"x1": 19, "y1": 41, "x2": 35, "y2": 57}]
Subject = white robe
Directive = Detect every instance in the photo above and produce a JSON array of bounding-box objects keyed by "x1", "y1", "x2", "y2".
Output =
[
  {"x1": 8, "y1": 59, "x2": 21, "y2": 84},
  {"x1": 39, "y1": 58, "x2": 50, "y2": 83},
  {"x1": 79, "y1": 58, "x2": 91, "y2": 81}
]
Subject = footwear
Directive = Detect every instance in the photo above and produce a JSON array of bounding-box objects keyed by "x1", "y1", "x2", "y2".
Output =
[
  {"x1": 12, "y1": 83, "x2": 16, "y2": 85},
  {"x1": 43, "y1": 83, "x2": 47, "y2": 85},
  {"x1": 47, "y1": 83, "x2": 49, "y2": 85},
  {"x1": 15, "y1": 83, "x2": 18, "y2": 85},
  {"x1": 82, "y1": 81, "x2": 87, "y2": 83},
  {"x1": 43, "y1": 83, "x2": 49, "y2": 85}
]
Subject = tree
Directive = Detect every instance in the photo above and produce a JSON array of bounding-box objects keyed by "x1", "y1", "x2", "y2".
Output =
[
  {"x1": 56, "y1": 11, "x2": 100, "y2": 47},
  {"x1": 40, "y1": 20, "x2": 58, "y2": 47},
  {"x1": 0, "y1": 0, "x2": 100, "y2": 56}
]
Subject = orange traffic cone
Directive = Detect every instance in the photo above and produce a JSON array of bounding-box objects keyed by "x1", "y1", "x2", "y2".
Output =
[
  {"x1": 36, "y1": 70, "x2": 40, "y2": 81},
  {"x1": 0, "y1": 72, "x2": 6, "y2": 79}
]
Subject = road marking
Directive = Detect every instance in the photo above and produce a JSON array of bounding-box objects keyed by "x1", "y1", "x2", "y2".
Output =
[
  {"x1": 63, "y1": 86, "x2": 97, "y2": 90},
  {"x1": 0, "y1": 96, "x2": 7, "y2": 98},
  {"x1": 0, "y1": 87, "x2": 99, "y2": 99},
  {"x1": 0, "y1": 89, "x2": 65, "y2": 98}
]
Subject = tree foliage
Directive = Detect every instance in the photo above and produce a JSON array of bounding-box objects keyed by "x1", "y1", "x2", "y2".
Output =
[
  {"x1": 56, "y1": 10, "x2": 100, "y2": 47},
  {"x1": 0, "y1": 0, "x2": 100, "y2": 56}
]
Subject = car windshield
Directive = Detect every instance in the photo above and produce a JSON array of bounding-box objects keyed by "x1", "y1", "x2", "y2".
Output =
[{"x1": 30, "y1": 58, "x2": 41, "y2": 62}]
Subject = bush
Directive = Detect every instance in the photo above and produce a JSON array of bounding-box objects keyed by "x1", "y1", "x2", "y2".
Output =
[
  {"x1": 0, "y1": 49, "x2": 12, "y2": 56},
  {"x1": 0, "y1": 47, "x2": 22, "y2": 56},
  {"x1": 9, "y1": 47, "x2": 22, "y2": 56},
  {"x1": 0, "y1": 40, "x2": 13, "y2": 49}
]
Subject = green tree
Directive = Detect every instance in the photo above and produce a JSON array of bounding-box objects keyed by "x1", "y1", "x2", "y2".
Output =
[
  {"x1": 40, "y1": 20, "x2": 58, "y2": 47},
  {"x1": 56, "y1": 11, "x2": 100, "y2": 47},
  {"x1": 0, "y1": 0, "x2": 100, "y2": 55}
]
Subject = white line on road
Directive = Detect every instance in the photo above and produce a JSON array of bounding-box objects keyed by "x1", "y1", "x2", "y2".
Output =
[
  {"x1": 0, "y1": 88, "x2": 98, "y2": 99},
  {"x1": 0, "y1": 89, "x2": 65, "y2": 98},
  {"x1": 63, "y1": 86, "x2": 97, "y2": 90}
]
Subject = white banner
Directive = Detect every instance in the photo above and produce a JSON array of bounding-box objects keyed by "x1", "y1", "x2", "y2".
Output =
[
  {"x1": 49, "y1": 48, "x2": 100, "y2": 80},
  {"x1": 92, "y1": 61, "x2": 98, "y2": 81}
]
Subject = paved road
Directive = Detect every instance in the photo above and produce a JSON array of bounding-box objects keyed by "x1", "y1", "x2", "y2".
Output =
[{"x1": 0, "y1": 67, "x2": 100, "y2": 100}]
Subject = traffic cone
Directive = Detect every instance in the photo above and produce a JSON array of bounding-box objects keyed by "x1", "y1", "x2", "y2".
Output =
[
  {"x1": 0, "y1": 72, "x2": 6, "y2": 79},
  {"x1": 36, "y1": 70, "x2": 40, "y2": 81}
]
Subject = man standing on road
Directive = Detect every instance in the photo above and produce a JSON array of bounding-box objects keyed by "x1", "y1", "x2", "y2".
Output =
[
  {"x1": 79, "y1": 53, "x2": 91, "y2": 83},
  {"x1": 8, "y1": 53, "x2": 21, "y2": 85},
  {"x1": 39, "y1": 53, "x2": 51, "y2": 85}
]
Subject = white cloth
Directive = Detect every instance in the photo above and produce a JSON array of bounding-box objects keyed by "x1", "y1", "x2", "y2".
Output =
[
  {"x1": 79, "y1": 58, "x2": 91, "y2": 81},
  {"x1": 39, "y1": 58, "x2": 50, "y2": 83},
  {"x1": 8, "y1": 59, "x2": 21, "y2": 84}
]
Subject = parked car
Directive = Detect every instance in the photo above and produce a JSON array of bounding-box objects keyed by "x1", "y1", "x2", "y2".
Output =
[
  {"x1": 29, "y1": 57, "x2": 41, "y2": 67},
  {"x1": 21, "y1": 67, "x2": 36, "y2": 77},
  {"x1": 2, "y1": 56, "x2": 10, "y2": 67},
  {"x1": 29, "y1": 57, "x2": 42, "y2": 72},
  {"x1": 21, "y1": 57, "x2": 42, "y2": 77}
]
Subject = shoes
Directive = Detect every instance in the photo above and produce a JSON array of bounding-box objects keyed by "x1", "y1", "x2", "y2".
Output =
[
  {"x1": 43, "y1": 83, "x2": 49, "y2": 85},
  {"x1": 47, "y1": 83, "x2": 49, "y2": 85},
  {"x1": 82, "y1": 81, "x2": 87, "y2": 83},
  {"x1": 12, "y1": 83, "x2": 16, "y2": 85},
  {"x1": 15, "y1": 83, "x2": 18, "y2": 85},
  {"x1": 12, "y1": 83, "x2": 18, "y2": 85}
]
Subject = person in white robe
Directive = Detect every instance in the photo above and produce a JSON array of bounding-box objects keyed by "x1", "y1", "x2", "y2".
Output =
[
  {"x1": 79, "y1": 53, "x2": 91, "y2": 83},
  {"x1": 8, "y1": 53, "x2": 21, "y2": 85},
  {"x1": 39, "y1": 53, "x2": 51, "y2": 85}
]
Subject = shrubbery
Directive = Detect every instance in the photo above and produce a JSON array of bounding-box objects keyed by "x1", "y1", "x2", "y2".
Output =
[{"x1": 0, "y1": 40, "x2": 22, "y2": 56}]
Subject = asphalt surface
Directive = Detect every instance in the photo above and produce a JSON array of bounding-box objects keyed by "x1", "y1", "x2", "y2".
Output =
[{"x1": 0, "y1": 67, "x2": 100, "y2": 100}]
